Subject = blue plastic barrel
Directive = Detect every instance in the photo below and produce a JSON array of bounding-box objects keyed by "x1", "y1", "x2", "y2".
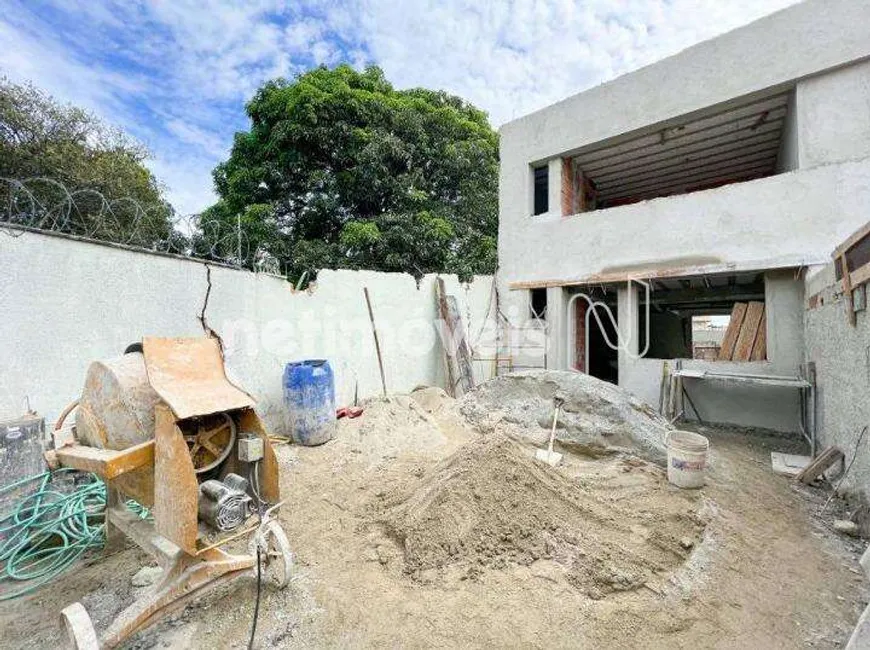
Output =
[{"x1": 283, "y1": 360, "x2": 336, "y2": 446}]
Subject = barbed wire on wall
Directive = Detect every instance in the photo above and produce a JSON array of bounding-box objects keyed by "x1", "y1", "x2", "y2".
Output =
[{"x1": 0, "y1": 177, "x2": 281, "y2": 275}]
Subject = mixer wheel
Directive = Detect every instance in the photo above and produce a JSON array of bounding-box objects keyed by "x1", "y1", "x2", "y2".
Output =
[
  {"x1": 250, "y1": 520, "x2": 293, "y2": 589},
  {"x1": 182, "y1": 412, "x2": 237, "y2": 474},
  {"x1": 61, "y1": 602, "x2": 99, "y2": 650}
]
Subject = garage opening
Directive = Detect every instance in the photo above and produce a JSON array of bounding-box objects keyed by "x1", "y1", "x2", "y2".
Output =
[{"x1": 638, "y1": 273, "x2": 767, "y2": 361}]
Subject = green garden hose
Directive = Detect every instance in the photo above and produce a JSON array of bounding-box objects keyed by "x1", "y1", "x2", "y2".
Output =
[{"x1": 0, "y1": 469, "x2": 149, "y2": 600}]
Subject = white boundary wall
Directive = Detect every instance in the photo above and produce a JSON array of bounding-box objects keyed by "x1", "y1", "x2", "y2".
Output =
[{"x1": 0, "y1": 229, "x2": 497, "y2": 433}]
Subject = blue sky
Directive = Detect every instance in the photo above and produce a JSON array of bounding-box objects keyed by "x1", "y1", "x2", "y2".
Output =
[{"x1": 0, "y1": 0, "x2": 797, "y2": 215}]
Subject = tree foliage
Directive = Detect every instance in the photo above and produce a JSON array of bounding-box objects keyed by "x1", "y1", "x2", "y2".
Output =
[
  {"x1": 208, "y1": 65, "x2": 498, "y2": 281},
  {"x1": 0, "y1": 77, "x2": 174, "y2": 247}
]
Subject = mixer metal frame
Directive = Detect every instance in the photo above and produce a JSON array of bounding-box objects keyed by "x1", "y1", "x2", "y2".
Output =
[{"x1": 53, "y1": 337, "x2": 290, "y2": 649}]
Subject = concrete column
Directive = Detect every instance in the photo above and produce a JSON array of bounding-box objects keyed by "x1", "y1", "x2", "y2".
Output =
[
  {"x1": 546, "y1": 286, "x2": 567, "y2": 369},
  {"x1": 617, "y1": 283, "x2": 639, "y2": 382},
  {"x1": 765, "y1": 269, "x2": 805, "y2": 373}
]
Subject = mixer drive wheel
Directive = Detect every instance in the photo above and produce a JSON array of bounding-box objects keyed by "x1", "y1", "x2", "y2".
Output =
[{"x1": 182, "y1": 412, "x2": 237, "y2": 474}]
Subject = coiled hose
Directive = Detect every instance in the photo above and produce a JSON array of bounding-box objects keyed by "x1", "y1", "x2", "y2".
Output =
[{"x1": 0, "y1": 469, "x2": 150, "y2": 600}]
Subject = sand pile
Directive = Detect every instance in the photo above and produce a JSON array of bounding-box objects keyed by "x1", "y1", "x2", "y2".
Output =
[
  {"x1": 376, "y1": 434, "x2": 704, "y2": 597},
  {"x1": 336, "y1": 394, "x2": 451, "y2": 462},
  {"x1": 460, "y1": 370, "x2": 672, "y2": 459},
  {"x1": 409, "y1": 386, "x2": 471, "y2": 439}
]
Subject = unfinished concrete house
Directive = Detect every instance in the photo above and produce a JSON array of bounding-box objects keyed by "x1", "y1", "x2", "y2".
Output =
[{"x1": 499, "y1": 0, "x2": 870, "y2": 446}]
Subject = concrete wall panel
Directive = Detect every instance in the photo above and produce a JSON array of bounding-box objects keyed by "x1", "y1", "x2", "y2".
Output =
[
  {"x1": 0, "y1": 230, "x2": 496, "y2": 433},
  {"x1": 798, "y1": 59, "x2": 870, "y2": 168},
  {"x1": 500, "y1": 158, "x2": 870, "y2": 289},
  {"x1": 805, "y1": 263, "x2": 870, "y2": 503}
]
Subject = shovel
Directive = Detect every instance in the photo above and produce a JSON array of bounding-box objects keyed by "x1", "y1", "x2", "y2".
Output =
[{"x1": 536, "y1": 396, "x2": 564, "y2": 466}]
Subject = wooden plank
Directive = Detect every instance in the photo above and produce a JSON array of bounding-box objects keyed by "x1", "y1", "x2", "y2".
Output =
[
  {"x1": 796, "y1": 446, "x2": 844, "y2": 484},
  {"x1": 834, "y1": 220, "x2": 870, "y2": 258},
  {"x1": 236, "y1": 408, "x2": 279, "y2": 503},
  {"x1": 750, "y1": 306, "x2": 767, "y2": 361},
  {"x1": 658, "y1": 361, "x2": 669, "y2": 414},
  {"x1": 363, "y1": 287, "x2": 388, "y2": 397},
  {"x1": 718, "y1": 302, "x2": 747, "y2": 360},
  {"x1": 56, "y1": 440, "x2": 154, "y2": 480},
  {"x1": 733, "y1": 301, "x2": 764, "y2": 361},
  {"x1": 436, "y1": 278, "x2": 475, "y2": 396},
  {"x1": 113, "y1": 468, "x2": 155, "y2": 508},
  {"x1": 446, "y1": 294, "x2": 475, "y2": 394},
  {"x1": 839, "y1": 255, "x2": 857, "y2": 327},
  {"x1": 143, "y1": 336, "x2": 255, "y2": 420},
  {"x1": 436, "y1": 278, "x2": 458, "y2": 396},
  {"x1": 850, "y1": 264, "x2": 870, "y2": 289},
  {"x1": 153, "y1": 404, "x2": 199, "y2": 555}
]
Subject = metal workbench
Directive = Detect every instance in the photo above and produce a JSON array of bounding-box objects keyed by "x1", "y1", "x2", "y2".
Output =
[{"x1": 673, "y1": 363, "x2": 816, "y2": 455}]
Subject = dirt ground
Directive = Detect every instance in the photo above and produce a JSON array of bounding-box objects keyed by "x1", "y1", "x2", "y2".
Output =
[{"x1": 1, "y1": 391, "x2": 868, "y2": 649}]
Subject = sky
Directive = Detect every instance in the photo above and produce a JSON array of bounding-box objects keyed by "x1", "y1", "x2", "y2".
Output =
[{"x1": 0, "y1": 0, "x2": 799, "y2": 216}]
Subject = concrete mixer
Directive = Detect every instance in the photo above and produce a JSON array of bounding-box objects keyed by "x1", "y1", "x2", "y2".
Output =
[{"x1": 51, "y1": 336, "x2": 291, "y2": 649}]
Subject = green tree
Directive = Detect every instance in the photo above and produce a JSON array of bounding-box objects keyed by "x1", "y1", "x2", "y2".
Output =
[
  {"x1": 0, "y1": 77, "x2": 175, "y2": 248},
  {"x1": 208, "y1": 65, "x2": 498, "y2": 281}
]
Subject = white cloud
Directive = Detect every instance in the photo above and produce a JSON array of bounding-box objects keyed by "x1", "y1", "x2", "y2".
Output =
[
  {"x1": 337, "y1": 0, "x2": 800, "y2": 124},
  {"x1": 164, "y1": 119, "x2": 230, "y2": 161},
  {"x1": 0, "y1": 0, "x2": 800, "y2": 214},
  {"x1": 146, "y1": 156, "x2": 218, "y2": 217}
]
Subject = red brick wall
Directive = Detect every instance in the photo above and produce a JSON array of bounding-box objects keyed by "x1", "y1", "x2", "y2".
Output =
[
  {"x1": 561, "y1": 158, "x2": 575, "y2": 217},
  {"x1": 574, "y1": 298, "x2": 588, "y2": 371}
]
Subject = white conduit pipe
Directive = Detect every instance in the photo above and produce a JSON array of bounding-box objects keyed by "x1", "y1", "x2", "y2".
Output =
[{"x1": 565, "y1": 279, "x2": 651, "y2": 373}]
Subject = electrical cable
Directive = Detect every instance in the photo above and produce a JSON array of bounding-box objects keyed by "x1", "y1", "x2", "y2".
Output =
[
  {"x1": 819, "y1": 425, "x2": 868, "y2": 516},
  {"x1": 248, "y1": 545, "x2": 262, "y2": 650},
  {"x1": 247, "y1": 458, "x2": 265, "y2": 649},
  {"x1": 0, "y1": 469, "x2": 150, "y2": 600}
]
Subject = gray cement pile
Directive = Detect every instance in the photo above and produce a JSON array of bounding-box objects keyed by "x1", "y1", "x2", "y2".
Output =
[{"x1": 459, "y1": 370, "x2": 672, "y2": 460}]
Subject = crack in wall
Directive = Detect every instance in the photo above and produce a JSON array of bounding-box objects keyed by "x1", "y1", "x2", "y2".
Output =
[{"x1": 198, "y1": 263, "x2": 224, "y2": 354}]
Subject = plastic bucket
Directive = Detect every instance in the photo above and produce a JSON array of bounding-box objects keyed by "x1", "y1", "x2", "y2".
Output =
[{"x1": 666, "y1": 430, "x2": 709, "y2": 489}]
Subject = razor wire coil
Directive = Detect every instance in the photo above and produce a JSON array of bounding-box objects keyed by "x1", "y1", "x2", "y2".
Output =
[{"x1": 0, "y1": 176, "x2": 281, "y2": 275}]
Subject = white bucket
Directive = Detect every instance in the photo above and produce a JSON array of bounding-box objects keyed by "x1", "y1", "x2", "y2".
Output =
[{"x1": 667, "y1": 430, "x2": 709, "y2": 489}]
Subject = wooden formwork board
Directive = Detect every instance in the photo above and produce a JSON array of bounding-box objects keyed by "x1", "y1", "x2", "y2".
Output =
[
  {"x1": 718, "y1": 302, "x2": 747, "y2": 361},
  {"x1": 733, "y1": 301, "x2": 765, "y2": 361}
]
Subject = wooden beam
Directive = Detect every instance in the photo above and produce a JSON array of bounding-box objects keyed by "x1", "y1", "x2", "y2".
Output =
[
  {"x1": 796, "y1": 446, "x2": 844, "y2": 484},
  {"x1": 834, "y1": 221, "x2": 870, "y2": 258},
  {"x1": 507, "y1": 264, "x2": 814, "y2": 291},
  {"x1": 649, "y1": 284, "x2": 765, "y2": 307},
  {"x1": 56, "y1": 440, "x2": 155, "y2": 480},
  {"x1": 733, "y1": 301, "x2": 764, "y2": 361},
  {"x1": 850, "y1": 264, "x2": 870, "y2": 289},
  {"x1": 574, "y1": 93, "x2": 790, "y2": 167},
  {"x1": 839, "y1": 254, "x2": 857, "y2": 327},
  {"x1": 718, "y1": 303, "x2": 747, "y2": 361},
  {"x1": 750, "y1": 306, "x2": 767, "y2": 361}
]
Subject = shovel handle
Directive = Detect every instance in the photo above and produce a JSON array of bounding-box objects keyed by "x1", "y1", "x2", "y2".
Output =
[{"x1": 547, "y1": 404, "x2": 561, "y2": 456}]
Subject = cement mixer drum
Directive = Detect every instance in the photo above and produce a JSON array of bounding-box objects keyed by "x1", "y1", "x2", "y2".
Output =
[{"x1": 75, "y1": 352, "x2": 162, "y2": 450}]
